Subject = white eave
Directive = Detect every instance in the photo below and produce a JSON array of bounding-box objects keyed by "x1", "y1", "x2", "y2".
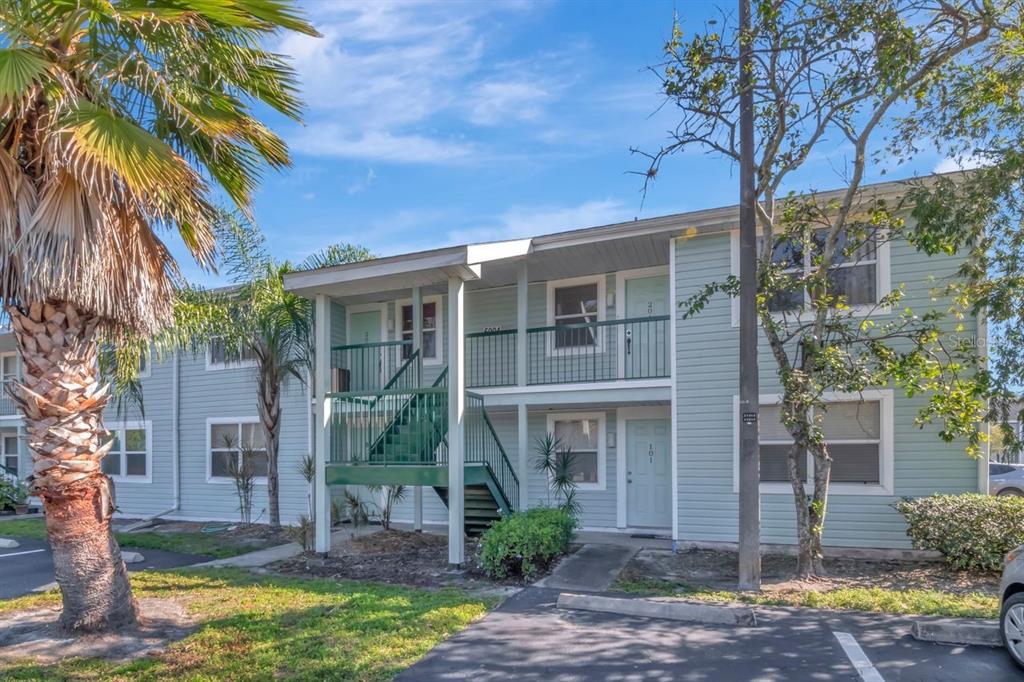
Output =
[{"x1": 283, "y1": 239, "x2": 532, "y2": 299}]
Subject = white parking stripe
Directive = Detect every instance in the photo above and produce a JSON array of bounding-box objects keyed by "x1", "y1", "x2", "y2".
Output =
[
  {"x1": 834, "y1": 631, "x2": 885, "y2": 682},
  {"x1": 0, "y1": 548, "x2": 46, "y2": 558}
]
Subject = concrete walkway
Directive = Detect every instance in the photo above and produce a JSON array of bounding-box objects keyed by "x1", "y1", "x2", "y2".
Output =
[
  {"x1": 195, "y1": 542, "x2": 302, "y2": 568},
  {"x1": 534, "y1": 544, "x2": 638, "y2": 592}
]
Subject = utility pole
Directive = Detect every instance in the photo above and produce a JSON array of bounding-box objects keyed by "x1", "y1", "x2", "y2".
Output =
[{"x1": 737, "y1": 0, "x2": 761, "y2": 591}]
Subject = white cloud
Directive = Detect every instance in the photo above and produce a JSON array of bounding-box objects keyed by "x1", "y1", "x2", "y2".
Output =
[
  {"x1": 291, "y1": 126, "x2": 476, "y2": 164},
  {"x1": 467, "y1": 80, "x2": 551, "y2": 125},
  {"x1": 280, "y1": 1, "x2": 574, "y2": 163},
  {"x1": 448, "y1": 199, "x2": 633, "y2": 243},
  {"x1": 933, "y1": 153, "x2": 993, "y2": 174},
  {"x1": 346, "y1": 168, "x2": 378, "y2": 195}
]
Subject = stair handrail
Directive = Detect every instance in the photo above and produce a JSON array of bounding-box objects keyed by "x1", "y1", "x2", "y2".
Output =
[{"x1": 466, "y1": 391, "x2": 519, "y2": 512}]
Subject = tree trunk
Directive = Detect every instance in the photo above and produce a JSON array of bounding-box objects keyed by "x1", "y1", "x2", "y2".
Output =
[
  {"x1": 258, "y1": 360, "x2": 281, "y2": 527},
  {"x1": 7, "y1": 301, "x2": 139, "y2": 632}
]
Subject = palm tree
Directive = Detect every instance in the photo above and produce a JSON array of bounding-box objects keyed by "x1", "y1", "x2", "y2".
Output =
[
  {"x1": 168, "y1": 212, "x2": 372, "y2": 527},
  {"x1": 0, "y1": 1, "x2": 315, "y2": 632}
]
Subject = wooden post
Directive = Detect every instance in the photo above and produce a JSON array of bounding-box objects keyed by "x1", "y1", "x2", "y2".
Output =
[{"x1": 447, "y1": 277, "x2": 466, "y2": 565}]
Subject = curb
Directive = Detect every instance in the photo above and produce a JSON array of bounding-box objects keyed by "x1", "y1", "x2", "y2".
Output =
[
  {"x1": 557, "y1": 592, "x2": 757, "y2": 626},
  {"x1": 910, "y1": 619, "x2": 1001, "y2": 647}
]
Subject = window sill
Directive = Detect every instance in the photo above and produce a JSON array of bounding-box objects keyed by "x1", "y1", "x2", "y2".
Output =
[
  {"x1": 205, "y1": 360, "x2": 259, "y2": 372},
  {"x1": 206, "y1": 476, "x2": 269, "y2": 485},
  {"x1": 108, "y1": 476, "x2": 152, "y2": 484},
  {"x1": 753, "y1": 482, "x2": 892, "y2": 496}
]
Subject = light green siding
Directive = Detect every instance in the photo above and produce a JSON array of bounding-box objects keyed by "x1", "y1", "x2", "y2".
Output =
[{"x1": 674, "y1": 230, "x2": 980, "y2": 549}]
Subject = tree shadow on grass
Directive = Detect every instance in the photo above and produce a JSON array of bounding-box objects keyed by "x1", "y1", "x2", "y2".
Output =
[{"x1": 0, "y1": 567, "x2": 493, "y2": 682}]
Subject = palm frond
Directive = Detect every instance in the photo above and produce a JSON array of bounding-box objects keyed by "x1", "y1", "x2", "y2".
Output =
[
  {"x1": 299, "y1": 243, "x2": 376, "y2": 271},
  {"x1": 0, "y1": 47, "x2": 49, "y2": 114}
]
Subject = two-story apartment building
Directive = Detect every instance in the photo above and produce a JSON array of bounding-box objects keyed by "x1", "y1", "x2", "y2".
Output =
[
  {"x1": 2, "y1": 179, "x2": 987, "y2": 564},
  {"x1": 284, "y1": 179, "x2": 988, "y2": 564}
]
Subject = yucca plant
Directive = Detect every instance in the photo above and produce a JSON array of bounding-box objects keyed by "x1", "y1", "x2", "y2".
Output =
[{"x1": 0, "y1": 0, "x2": 316, "y2": 632}]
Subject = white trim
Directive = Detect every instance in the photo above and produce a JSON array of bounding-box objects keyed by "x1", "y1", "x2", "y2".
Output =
[
  {"x1": 729, "y1": 228, "x2": 893, "y2": 327},
  {"x1": 474, "y1": 378, "x2": 671, "y2": 396},
  {"x1": 545, "y1": 410, "x2": 607, "y2": 491},
  {"x1": 395, "y1": 295, "x2": 444, "y2": 366},
  {"x1": 616, "y1": 405, "x2": 672, "y2": 529},
  {"x1": 345, "y1": 302, "x2": 387, "y2": 345},
  {"x1": 545, "y1": 275, "x2": 607, "y2": 357},
  {"x1": 731, "y1": 390, "x2": 895, "y2": 495},
  {"x1": 103, "y1": 419, "x2": 153, "y2": 484},
  {"x1": 669, "y1": 238, "x2": 679, "y2": 541},
  {"x1": 204, "y1": 339, "x2": 258, "y2": 371},
  {"x1": 205, "y1": 416, "x2": 268, "y2": 485}
]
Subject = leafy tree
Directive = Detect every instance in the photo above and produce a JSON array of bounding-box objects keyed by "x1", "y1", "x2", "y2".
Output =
[
  {"x1": 641, "y1": 0, "x2": 1018, "y2": 576},
  {"x1": 0, "y1": 0, "x2": 315, "y2": 631},
  {"x1": 164, "y1": 212, "x2": 373, "y2": 527}
]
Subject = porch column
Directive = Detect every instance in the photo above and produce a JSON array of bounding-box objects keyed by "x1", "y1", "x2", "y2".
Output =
[
  {"x1": 314, "y1": 294, "x2": 332, "y2": 554},
  {"x1": 447, "y1": 276, "x2": 466, "y2": 565},
  {"x1": 516, "y1": 260, "x2": 528, "y2": 387},
  {"x1": 412, "y1": 286, "x2": 424, "y2": 532},
  {"x1": 517, "y1": 402, "x2": 528, "y2": 509}
]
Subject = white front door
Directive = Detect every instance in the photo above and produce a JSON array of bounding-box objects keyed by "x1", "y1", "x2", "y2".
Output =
[
  {"x1": 624, "y1": 275, "x2": 670, "y2": 379},
  {"x1": 626, "y1": 418, "x2": 672, "y2": 528}
]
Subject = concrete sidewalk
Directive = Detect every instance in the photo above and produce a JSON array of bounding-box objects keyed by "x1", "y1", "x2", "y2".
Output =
[{"x1": 534, "y1": 544, "x2": 638, "y2": 592}]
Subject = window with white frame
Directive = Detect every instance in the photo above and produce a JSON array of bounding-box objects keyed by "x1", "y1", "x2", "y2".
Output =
[
  {"x1": 101, "y1": 423, "x2": 150, "y2": 480},
  {"x1": 548, "y1": 413, "x2": 604, "y2": 489},
  {"x1": 1, "y1": 353, "x2": 15, "y2": 384},
  {"x1": 551, "y1": 281, "x2": 601, "y2": 348},
  {"x1": 761, "y1": 228, "x2": 880, "y2": 312},
  {"x1": 209, "y1": 419, "x2": 268, "y2": 480},
  {"x1": 207, "y1": 338, "x2": 258, "y2": 370},
  {"x1": 399, "y1": 299, "x2": 440, "y2": 362},
  {"x1": 2, "y1": 433, "x2": 18, "y2": 477},
  {"x1": 758, "y1": 400, "x2": 883, "y2": 485}
]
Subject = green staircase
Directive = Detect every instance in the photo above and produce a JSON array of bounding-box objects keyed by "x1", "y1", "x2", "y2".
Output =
[{"x1": 328, "y1": 347, "x2": 518, "y2": 535}]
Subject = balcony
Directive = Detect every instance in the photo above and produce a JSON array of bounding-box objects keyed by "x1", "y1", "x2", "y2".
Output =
[
  {"x1": 465, "y1": 314, "x2": 670, "y2": 388},
  {"x1": 0, "y1": 380, "x2": 16, "y2": 417}
]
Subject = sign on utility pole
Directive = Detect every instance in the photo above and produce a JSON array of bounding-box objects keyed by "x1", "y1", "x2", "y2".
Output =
[{"x1": 737, "y1": 0, "x2": 761, "y2": 591}]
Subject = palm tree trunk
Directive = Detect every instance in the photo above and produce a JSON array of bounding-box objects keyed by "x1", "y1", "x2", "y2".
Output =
[
  {"x1": 7, "y1": 301, "x2": 139, "y2": 632},
  {"x1": 258, "y1": 361, "x2": 281, "y2": 527}
]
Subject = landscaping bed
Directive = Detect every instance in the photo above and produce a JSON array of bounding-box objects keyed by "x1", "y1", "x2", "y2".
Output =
[
  {"x1": 272, "y1": 528, "x2": 573, "y2": 588},
  {"x1": 0, "y1": 517, "x2": 292, "y2": 559},
  {"x1": 614, "y1": 548, "x2": 1000, "y2": 618},
  {"x1": 0, "y1": 568, "x2": 494, "y2": 680}
]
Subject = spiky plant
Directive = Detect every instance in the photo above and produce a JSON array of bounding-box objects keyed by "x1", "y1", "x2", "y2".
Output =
[{"x1": 0, "y1": 0, "x2": 316, "y2": 632}]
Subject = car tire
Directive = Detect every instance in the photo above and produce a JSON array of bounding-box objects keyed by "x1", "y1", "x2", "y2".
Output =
[
  {"x1": 1001, "y1": 593, "x2": 1024, "y2": 669},
  {"x1": 998, "y1": 488, "x2": 1024, "y2": 497}
]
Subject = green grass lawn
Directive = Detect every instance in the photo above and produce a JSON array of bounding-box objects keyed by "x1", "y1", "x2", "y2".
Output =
[
  {"x1": 613, "y1": 577, "x2": 999, "y2": 619},
  {"x1": 0, "y1": 518, "x2": 271, "y2": 558},
  {"x1": 0, "y1": 568, "x2": 496, "y2": 680}
]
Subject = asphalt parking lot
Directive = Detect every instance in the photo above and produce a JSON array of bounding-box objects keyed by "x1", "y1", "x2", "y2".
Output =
[
  {"x1": 401, "y1": 587, "x2": 1022, "y2": 682},
  {"x1": 0, "y1": 538, "x2": 210, "y2": 600}
]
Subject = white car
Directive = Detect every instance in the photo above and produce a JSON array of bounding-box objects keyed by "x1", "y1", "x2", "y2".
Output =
[
  {"x1": 990, "y1": 463, "x2": 1024, "y2": 497},
  {"x1": 1001, "y1": 545, "x2": 1024, "y2": 669}
]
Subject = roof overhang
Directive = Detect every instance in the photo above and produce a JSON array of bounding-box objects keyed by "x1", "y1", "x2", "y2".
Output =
[{"x1": 283, "y1": 239, "x2": 532, "y2": 299}]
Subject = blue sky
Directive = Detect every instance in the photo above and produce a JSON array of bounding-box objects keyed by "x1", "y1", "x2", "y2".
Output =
[{"x1": 178, "y1": 0, "x2": 966, "y2": 286}]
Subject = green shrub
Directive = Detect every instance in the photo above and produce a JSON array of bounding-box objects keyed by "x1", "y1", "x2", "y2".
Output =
[
  {"x1": 894, "y1": 493, "x2": 1024, "y2": 572},
  {"x1": 0, "y1": 477, "x2": 28, "y2": 511},
  {"x1": 480, "y1": 508, "x2": 575, "y2": 580}
]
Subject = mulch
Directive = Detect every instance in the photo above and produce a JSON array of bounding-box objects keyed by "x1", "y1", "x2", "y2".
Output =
[
  {"x1": 270, "y1": 528, "x2": 545, "y2": 589},
  {"x1": 621, "y1": 547, "x2": 1000, "y2": 596}
]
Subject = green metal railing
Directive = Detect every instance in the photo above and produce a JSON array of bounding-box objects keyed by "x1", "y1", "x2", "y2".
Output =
[
  {"x1": 330, "y1": 340, "x2": 412, "y2": 393},
  {"x1": 465, "y1": 329, "x2": 516, "y2": 388},
  {"x1": 466, "y1": 393, "x2": 519, "y2": 511},
  {"x1": 0, "y1": 380, "x2": 15, "y2": 416},
  {"x1": 464, "y1": 315, "x2": 671, "y2": 386},
  {"x1": 329, "y1": 387, "x2": 448, "y2": 465}
]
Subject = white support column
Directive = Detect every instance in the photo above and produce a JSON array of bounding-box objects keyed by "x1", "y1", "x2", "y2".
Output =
[
  {"x1": 412, "y1": 286, "x2": 424, "y2": 532},
  {"x1": 447, "y1": 276, "x2": 466, "y2": 565},
  {"x1": 516, "y1": 260, "x2": 528, "y2": 387},
  {"x1": 517, "y1": 402, "x2": 528, "y2": 510},
  {"x1": 314, "y1": 294, "x2": 332, "y2": 554}
]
